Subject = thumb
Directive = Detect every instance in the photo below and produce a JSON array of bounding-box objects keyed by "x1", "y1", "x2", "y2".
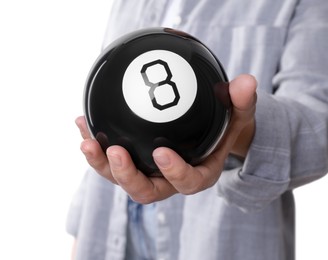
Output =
[{"x1": 229, "y1": 74, "x2": 257, "y2": 112}]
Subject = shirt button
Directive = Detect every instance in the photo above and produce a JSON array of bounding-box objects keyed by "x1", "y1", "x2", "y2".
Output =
[{"x1": 157, "y1": 212, "x2": 166, "y2": 224}]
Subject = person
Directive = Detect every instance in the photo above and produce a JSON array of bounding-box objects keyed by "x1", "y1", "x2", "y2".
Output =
[{"x1": 66, "y1": 0, "x2": 328, "y2": 259}]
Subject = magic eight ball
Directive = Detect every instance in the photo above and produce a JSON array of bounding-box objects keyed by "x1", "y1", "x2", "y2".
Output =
[{"x1": 84, "y1": 27, "x2": 231, "y2": 176}]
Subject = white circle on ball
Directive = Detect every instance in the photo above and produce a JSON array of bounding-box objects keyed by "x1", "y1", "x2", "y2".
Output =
[{"x1": 122, "y1": 50, "x2": 197, "y2": 123}]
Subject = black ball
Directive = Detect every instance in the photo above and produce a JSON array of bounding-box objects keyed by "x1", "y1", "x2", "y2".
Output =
[{"x1": 84, "y1": 27, "x2": 231, "y2": 176}]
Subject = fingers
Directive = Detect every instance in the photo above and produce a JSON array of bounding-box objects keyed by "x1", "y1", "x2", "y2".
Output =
[
  {"x1": 80, "y1": 139, "x2": 117, "y2": 184},
  {"x1": 105, "y1": 146, "x2": 218, "y2": 202},
  {"x1": 225, "y1": 74, "x2": 257, "y2": 157},
  {"x1": 229, "y1": 74, "x2": 257, "y2": 111},
  {"x1": 106, "y1": 145, "x2": 147, "y2": 190},
  {"x1": 229, "y1": 74, "x2": 257, "y2": 127},
  {"x1": 75, "y1": 116, "x2": 91, "y2": 139},
  {"x1": 74, "y1": 115, "x2": 176, "y2": 202},
  {"x1": 107, "y1": 146, "x2": 177, "y2": 203},
  {"x1": 153, "y1": 148, "x2": 221, "y2": 195},
  {"x1": 76, "y1": 115, "x2": 116, "y2": 183}
]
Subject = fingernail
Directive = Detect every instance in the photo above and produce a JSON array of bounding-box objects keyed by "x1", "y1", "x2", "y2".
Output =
[
  {"x1": 108, "y1": 153, "x2": 122, "y2": 169},
  {"x1": 153, "y1": 153, "x2": 171, "y2": 168}
]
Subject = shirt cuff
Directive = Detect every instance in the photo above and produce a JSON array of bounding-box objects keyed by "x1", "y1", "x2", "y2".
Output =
[{"x1": 217, "y1": 90, "x2": 290, "y2": 212}]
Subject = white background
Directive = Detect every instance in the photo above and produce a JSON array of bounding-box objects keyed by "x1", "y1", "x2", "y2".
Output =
[
  {"x1": 0, "y1": 1, "x2": 327, "y2": 259},
  {"x1": 0, "y1": 1, "x2": 112, "y2": 259}
]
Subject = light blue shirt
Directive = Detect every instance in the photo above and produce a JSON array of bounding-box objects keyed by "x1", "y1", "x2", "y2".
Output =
[
  {"x1": 67, "y1": 1, "x2": 328, "y2": 259},
  {"x1": 125, "y1": 198, "x2": 157, "y2": 260}
]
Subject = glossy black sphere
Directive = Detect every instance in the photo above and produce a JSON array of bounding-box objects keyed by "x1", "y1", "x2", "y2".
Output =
[{"x1": 84, "y1": 27, "x2": 231, "y2": 176}]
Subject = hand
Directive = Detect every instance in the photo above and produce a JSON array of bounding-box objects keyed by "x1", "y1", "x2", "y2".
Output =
[{"x1": 76, "y1": 74, "x2": 257, "y2": 203}]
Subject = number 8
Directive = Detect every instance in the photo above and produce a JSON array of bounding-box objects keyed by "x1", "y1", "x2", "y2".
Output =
[{"x1": 141, "y1": 59, "x2": 180, "y2": 110}]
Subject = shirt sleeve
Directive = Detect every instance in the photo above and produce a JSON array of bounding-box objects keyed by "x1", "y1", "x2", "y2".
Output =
[{"x1": 217, "y1": 0, "x2": 328, "y2": 212}]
